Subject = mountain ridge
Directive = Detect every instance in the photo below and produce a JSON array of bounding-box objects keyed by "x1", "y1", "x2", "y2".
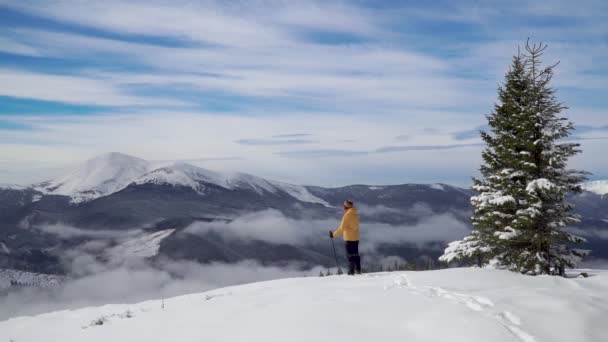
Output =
[
  {"x1": 1, "y1": 153, "x2": 606, "y2": 275},
  {"x1": 24, "y1": 153, "x2": 331, "y2": 206}
]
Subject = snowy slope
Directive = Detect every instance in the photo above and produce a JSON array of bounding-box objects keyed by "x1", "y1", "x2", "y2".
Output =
[
  {"x1": 272, "y1": 181, "x2": 330, "y2": 206},
  {"x1": 134, "y1": 163, "x2": 329, "y2": 205},
  {"x1": 1, "y1": 268, "x2": 606, "y2": 342},
  {"x1": 132, "y1": 163, "x2": 227, "y2": 193},
  {"x1": 106, "y1": 229, "x2": 175, "y2": 261},
  {"x1": 582, "y1": 180, "x2": 608, "y2": 195},
  {"x1": 34, "y1": 153, "x2": 151, "y2": 203}
]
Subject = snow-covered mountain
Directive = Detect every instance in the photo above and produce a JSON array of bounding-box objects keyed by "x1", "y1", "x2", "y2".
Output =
[
  {"x1": 582, "y1": 180, "x2": 608, "y2": 195},
  {"x1": 33, "y1": 153, "x2": 152, "y2": 203},
  {"x1": 133, "y1": 162, "x2": 329, "y2": 206},
  {"x1": 1, "y1": 268, "x2": 606, "y2": 342},
  {"x1": 31, "y1": 152, "x2": 329, "y2": 206},
  {"x1": 1, "y1": 152, "x2": 606, "y2": 276}
]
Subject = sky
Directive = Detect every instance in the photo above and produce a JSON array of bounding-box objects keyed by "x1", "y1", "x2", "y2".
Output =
[{"x1": 0, "y1": 0, "x2": 606, "y2": 187}]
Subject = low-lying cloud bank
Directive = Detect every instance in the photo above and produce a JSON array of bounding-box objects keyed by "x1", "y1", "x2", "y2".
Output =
[
  {"x1": 184, "y1": 208, "x2": 471, "y2": 252},
  {"x1": 2, "y1": 207, "x2": 472, "y2": 320},
  {"x1": 0, "y1": 258, "x2": 323, "y2": 321},
  {"x1": 34, "y1": 223, "x2": 143, "y2": 240}
]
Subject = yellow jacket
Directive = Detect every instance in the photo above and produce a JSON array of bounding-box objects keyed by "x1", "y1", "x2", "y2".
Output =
[{"x1": 333, "y1": 208, "x2": 360, "y2": 241}]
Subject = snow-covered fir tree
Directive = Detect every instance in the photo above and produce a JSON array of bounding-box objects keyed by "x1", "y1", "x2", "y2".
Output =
[{"x1": 440, "y1": 41, "x2": 588, "y2": 275}]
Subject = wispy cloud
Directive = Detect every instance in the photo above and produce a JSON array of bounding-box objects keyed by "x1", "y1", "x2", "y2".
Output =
[
  {"x1": 0, "y1": 68, "x2": 186, "y2": 107},
  {"x1": 236, "y1": 139, "x2": 318, "y2": 146},
  {"x1": 452, "y1": 125, "x2": 488, "y2": 141},
  {"x1": 184, "y1": 209, "x2": 470, "y2": 249},
  {"x1": 272, "y1": 133, "x2": 313, "y2": 138},
  {"x1": 0, "y1": 0, "x2": 606, "y2": 185},
  {"x1": 277, "y1": 143, "x2": 483, "y2": 159}
]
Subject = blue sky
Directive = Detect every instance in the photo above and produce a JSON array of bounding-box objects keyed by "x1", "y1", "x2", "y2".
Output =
[{"x1": 0, "y1": 0, "x2": 606, "y2": 186}]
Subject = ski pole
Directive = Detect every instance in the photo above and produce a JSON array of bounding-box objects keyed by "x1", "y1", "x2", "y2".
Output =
[{"x1": 329, "y1": 232, "x2": 342, "y2": 274}]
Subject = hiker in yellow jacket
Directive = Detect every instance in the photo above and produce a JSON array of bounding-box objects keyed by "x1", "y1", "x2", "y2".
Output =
[{"x1": 330, "y1": 199, "x2": 361, "y2": 275}]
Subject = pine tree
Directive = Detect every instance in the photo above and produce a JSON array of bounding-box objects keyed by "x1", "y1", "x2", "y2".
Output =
[{"x1": 440, "y1": 41, "x2": 588, "y2": 275}]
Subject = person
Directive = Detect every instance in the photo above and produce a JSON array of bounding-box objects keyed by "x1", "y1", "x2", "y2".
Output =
[{"x1": 330, "y1": 199, "x2": 361, "y2": 275}]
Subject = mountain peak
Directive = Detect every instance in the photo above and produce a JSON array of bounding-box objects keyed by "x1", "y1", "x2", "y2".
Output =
[
  {"x1": 30, "y1": 154, "x2": 329, "y2": 206},
  {"x1": 35, "y1": 153, "x2": 151, "y2": 203}
]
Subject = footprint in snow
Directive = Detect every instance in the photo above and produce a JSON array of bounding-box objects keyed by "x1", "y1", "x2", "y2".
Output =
[{"x1": 389, "y1": 275, "x2": 536, "y2": 342}]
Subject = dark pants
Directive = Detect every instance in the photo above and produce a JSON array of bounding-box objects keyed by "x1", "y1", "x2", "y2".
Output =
[{"x1": 345, "y1": 241, "x2": 361, "y2": 275}]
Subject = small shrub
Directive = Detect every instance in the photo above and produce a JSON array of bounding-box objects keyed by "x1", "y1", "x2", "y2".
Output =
[{"x1": 93, "y1": 317, "x2": 106, "y2": 326}]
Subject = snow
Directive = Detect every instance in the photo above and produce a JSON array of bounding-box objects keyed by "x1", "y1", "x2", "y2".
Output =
[
  {"x1": 270, "y1": 181, "x2": 330, "y2": 206},
  {"x1": 133, "y1": 163, "x2": 223, "y2": 194},
  {"x1": 135, "y1": 163, "x2": 330, "y2": 206},
  {"x1": 490, "y1": 195, "x2": 516, "y2": 205},
  {"x1": 2, "y1": 268, "x2": 606, "y2": 342},
  {"x1": 34, "y1": 152, "x2": 151, "y2": 203},
  {"x1": 582, "y1": 180, "x2": 608, "y2": 195},
  {"x1": 227, "y1": 172, "x2": 278, "y2": 194},
  {"x1": 430, "y1": 183, "x2": 446, "y2": 191},
  {"x1": 526, "y1": 179, "x2": 555, "y2": 193},
  {"x1": 439, "y1": 232, "x2": 486, "y2": 263},
  {"x1": 0, "y1": 183, "x2": 26, "y2": 190},
  {"x1": 495, "y1": 226, "x2": 520, "y2": 240},
  {"x1": 34, "y1": 153, "x2": 330, "y2": 206},
  {"x1": 0, "y1": 242, "x2": 10, "y2": 254},
  {"x1": 369, "y1": 186, "x2": 384, "y2": 190},
  {"x1": 106, "y1": 229, "x2": 175, "y2": 261},
  {"x1": 472, "y1": 191, "x2": 517, "y2": 209}
]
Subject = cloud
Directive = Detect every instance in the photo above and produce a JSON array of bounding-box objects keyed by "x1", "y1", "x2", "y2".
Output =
[
  {"x1": 33, "y1": 224, "x2": 142, "y2": 240},
  {"x1": 0, "y1": 14, "x2": 488, "y2": 113},
  {"x1": 375, "y1": 143, "x2": 483, "y2": 153},
  {"x1": 170, "y1": 157, "x2": 245, "y2": 162},
  {"x1": 0, "y1": 258, "x2": 320, "y2": 321},
  {"x1": 453, "y1": 124, "x2": 608, "y2": 142},
  {"x1": 575, "y1": 125, "x2": 608, "y2": 134},
  {"x1": 276, "y1": 143, "x2": 483, "y2": 159},
  {"x1": 0, "y1": 68, "x2": 186, "y2": 107},
  {"x1": 185, "y1": 210, "x2": 320, "y2": 245},
  {"x1": 452, "y1": 125, "x2": 488, "y2": 141},
  {"x1": 275, "y1": 149, "x2": 365, "y2": 159},
  {"x1": 0, "y1": 111, "x2": 488, "y2": 187},
  {"x1": 272, "y1": 133, "x2": 313, "y2": 138},
  {"x1": 0, "y1": 1, "x2": 606, "y2": 187},
  {"x1": 235, "y1": 138, "x2": 318, "y2": 146},
  {"x1": 0, "y1": 205, "x2": 471, "y2": 320},
  {"x1": 184, "y1": 209, "x2": 470, "y2": 249},
  {"x1": 357, "y1": 202, "x2": 434, "y2": 217}
]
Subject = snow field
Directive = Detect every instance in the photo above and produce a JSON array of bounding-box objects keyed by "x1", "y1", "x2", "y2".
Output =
[{"x1": 2, "y1": 268, "x2": 606, "y2": 342}]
